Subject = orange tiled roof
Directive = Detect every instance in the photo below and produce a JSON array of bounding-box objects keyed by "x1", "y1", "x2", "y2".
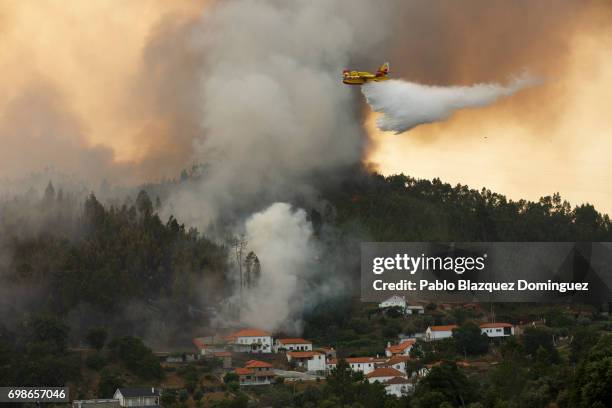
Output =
[
  {"x1": 386, "y1": 339, "x2": 416, "y2": 353},
  {"x1": 429, "y1": 325, "x2": 458, "y2": 332},
  {"x1": 385, "y1": 376, "x2": 411, "y2": 385},
  {"x1": 235, "y1": 367, "x2": 253, "y2": 375},
  {"x1": 245, "y1": 360, "x2": 273, "y2": 368},
  {"x1": 480, "y1": 323, "x2": 513, "y2": 328},
  {"x1": 193, "y1": 337, "x2": 209, "y2": 349},
  {"x1": 213, "y1": 351, "x2": 232, "y2": 357},
  {"x1": 328, "y1": 357, "x2": 374, "y2": 365},
  {"x1": 278, "y1": 338, "x2": 311, "y2": 345},
  {"x1": 366, "y1": 367, "x2": 404, "y2": 378},
  {"x1": 288, "y1": 351, "x2": 321, "y2": 358},
  {"x1": 226, "y1": 328, "x2": 271, "y2": 341},
  {"x1": 384, "y1": 355, "x2": 411, "y2": 365}
]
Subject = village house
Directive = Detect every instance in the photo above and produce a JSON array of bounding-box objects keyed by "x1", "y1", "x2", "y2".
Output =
[
  {"x1": 225, "y1": 328, "x2": 273, "y2": 353},
  {"x1": 378, "y1": 295, "x2": 407, "y2": 311},
  {"x1": 425, "y1": 325, "x2": 458, "y2": 341},
  {"x1": 286, "y1": 351, "x2": 326, "y2": 373},
  {"x1": 113, "y1": 388, "x2": 160, "y2": 408},
  {"x1": 385, "y1": 339, "x2": 416, "y2": 357},
  {"x1": 234, "y1": 360, "x2": 276, "y2": 386},
  {"x1": 326, "y1": 357, "x2": 380, "y2": 375},
  {"x1": 383, "y1": 376, "x2": 413, "y2": 397},
  {"x1": 213, "y1": 351, "x2": 232, "y2": 369},
  {"x1": 480, "y1": 322, "x2": 514, "y2": 337},
  {"x1": 315, "y1": 347, "x2": 336, "y2": 360},
  {"x1": 378, "y1": 355, "x2": 411, "y2": 376},
  {"x1": 365, "y1": 367, "x2": 405, "y2": 384},
  {"x1": 193, "y1": 336, "x2": 226, "y2": 356},
  {"x1": 273, "y1": 338, "x2": 313, "y2": 352}
]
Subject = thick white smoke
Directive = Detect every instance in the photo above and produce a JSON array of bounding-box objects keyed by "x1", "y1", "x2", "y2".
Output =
[
  {"x1": 362, "y1": 75, "x2": 539, "y2": 134},
  {"x1": 162, "y1": 1, "x2": 392, "y2": 332},
  {"x1": 164, "y1": 0, "x2": 390, "y2": 229},
  {"x1": 239, "y1": 203, "x2": 316, "y2": 332}
]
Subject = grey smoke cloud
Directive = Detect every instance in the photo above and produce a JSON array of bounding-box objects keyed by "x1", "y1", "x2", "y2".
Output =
[
  {"x1": 164, "y1": 0, "x2": 391, "y2": 230},
  {"x1": 362, "y1": 75, "x2": 539, "y2": 134},
  {"x1": 239, "y1": 203, "x2": 316, "y2": 333}
]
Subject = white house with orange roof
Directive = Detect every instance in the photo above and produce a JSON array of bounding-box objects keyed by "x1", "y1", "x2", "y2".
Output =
[
  {"x1": 384, "y1": 377, "x2": 413, "y2": 397},
  {"x1": 385, "y1": 339, "x2": 416, "y2": 357},
  {"x1": 234, "y1": 360, "x2": 276, "y2": 386},
  {"x1": 425, "y1": 325, "x2": 458, "y2": 341},
  {"x1": 273, "y1": 338, "x2": 313, "y2": 353},
  {"x1": 286, "y1": 351, "x2": 326, "y2": 372},
  {"x1": 326, "y1": 357, "x2": 379, "y2": 375},
  {"x1": 480, "y1": 322, "x2": 514, "y2": 337},
  {"x1": 193, "y1": 337, "x2": 226, "y2": 356},
  {"x1": 365, "y1": 367, "x2": 405, "y2": 384},
  {"x1": 226, "y1": 328, "x2": 273, "y2": 353},
  {"x1": 379, "y1": 355, "x2": 411, "y2": 376}
]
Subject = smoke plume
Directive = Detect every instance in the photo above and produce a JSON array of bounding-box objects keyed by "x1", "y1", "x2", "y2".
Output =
[
  {"x1": 239, "y1": 203, "x2": 316, "y2": 333},
  {"x1": 362, "y1": 75, "x2": 538, "y2": 134},
  {"x1": 164, "y1": 0, "x2": 391, "y2": 230}
]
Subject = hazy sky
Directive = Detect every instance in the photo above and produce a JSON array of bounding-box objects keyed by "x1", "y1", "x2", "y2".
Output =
[
  {"x1": 1, "y1": 0, "x2": 611, "y2": 214},
  {"x1": 367, "y1": 0, "x2": 612, "y2": 214}
]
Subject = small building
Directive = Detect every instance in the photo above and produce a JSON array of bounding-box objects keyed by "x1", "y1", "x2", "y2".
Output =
[
  {"x1": 286, "y1": 351, "x2": 326, "y2": 373},
  {"x1": 378, "y1": 295, "x2": 407, "y2": 311},
  {"x1": 235, "y1": 360, "x2": 276, "y2": 386},
  {"x1": 365, "y1": 367, "x2": 405, "y2": 384},
  {"x1": 73, "y1": 400, "x2": 120, "y2": 408},
  {"x1": 327, "y1": 357, "x2": 378, "y2": 375},
  {"x1": 379, "y1": 355, "x2": 411, "y2": 375},
  {"x1": 226, "y1": 329, "x2": 273, "y2": 354},
  {"x1": 385, "y1": 339, "x2": 416, "y2": 357},
  {"x1": 384, "y1": 377, "x2": 413, "y2": 397},
  {"x1": 274, "y1": 338, "x2": 313, "y2": 352},
  {"x1": 480, "y1": 323, "x2": 514, "y2": 337},
  {"x1": 314, "y1": 347, "x2": 336, "y2": 360},
  {"x1": 213, "y1": 351, "x2": 232, "y2": 369},
  {"x1": 425, "y1": 325, "x2": 458, "y2": 341},
  {"x1": 113, "y1": 388, "x2": 160, "y2": 408},
  {"x1": 193, "y1": 337, "x2": 226, "y2": 356}
]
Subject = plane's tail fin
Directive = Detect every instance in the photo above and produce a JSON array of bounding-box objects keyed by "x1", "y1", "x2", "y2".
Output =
[{"x1": 377, "y1": 62, "x2": 390, "y2": 76}]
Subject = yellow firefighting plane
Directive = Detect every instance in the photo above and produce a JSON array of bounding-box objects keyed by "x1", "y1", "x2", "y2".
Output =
[{"x1": 342, "y1": 62, "x2": 390, "y2": 85}]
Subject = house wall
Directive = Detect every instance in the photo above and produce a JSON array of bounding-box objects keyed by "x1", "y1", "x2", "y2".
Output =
[
  {"x1": 425, "y1": 329, "x2": 453, "y2": 340},
  {"x1": 367, "y1": 375, "x2": 394, "y2": 384},
  {"x1": 350, "y1": 362, "x2": 375, "y2": 375},
  {"x1": 385, "y1": 383, "x2": 412, "y2": 397},
  {"x1": 306, "y1": 354, "x2": 326, "y2": 372},
  {"x1": 235, "y1": 336, "x2": 273, "y2": 353},
  {"x1": 274, "y1": 342, "x2": 312, "y2": 352},
  {"x1": 481, "y1": 327, "x2": 514, "y2": 337},
  {"x1": 113, "y1": 392, "x2": 159, "y2": 408},
  {"x1": 379, "y1": 296, "x2": 406, "y2": 309}
]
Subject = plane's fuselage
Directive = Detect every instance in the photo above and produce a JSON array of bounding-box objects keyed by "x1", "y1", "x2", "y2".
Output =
[{"x1": 342, "y1": 70, "x2": 390, "y2": 85}]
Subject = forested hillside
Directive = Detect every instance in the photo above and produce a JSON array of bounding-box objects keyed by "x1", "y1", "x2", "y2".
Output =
[{"x1": 327, "y1": 173, "x2": 612, "y2": 241}]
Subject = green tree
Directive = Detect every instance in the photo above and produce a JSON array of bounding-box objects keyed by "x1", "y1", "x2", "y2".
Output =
[
  {"x1": 569, "y1": 335, "x2": 612, "y2": 407},
  {"x1": 108, "y1": 336, "x2": 163, "y2": 380},
  {"x1": 97, "y1": 368, "x2": 124, "y2": 398},
  {"x1": 413, "y1": 361, "x2": 477, "y2": 407},
  {"x1": 86, "y1": 327, "x2": 108, "y2": 351},
  {"x1": 453, "y1": 322, "x2": 489, "y2": 356},
  {"x1": 522, "y1": 327, "x2": 559, "y2": 362}
]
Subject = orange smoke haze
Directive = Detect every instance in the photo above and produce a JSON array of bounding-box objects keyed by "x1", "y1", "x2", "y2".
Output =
[
  {"x1": 367, "y1": 1, "x2": 612, "y2": 214},
  {"x1": 0, "y1": 0, "x2": 205, "y2": 183}
]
